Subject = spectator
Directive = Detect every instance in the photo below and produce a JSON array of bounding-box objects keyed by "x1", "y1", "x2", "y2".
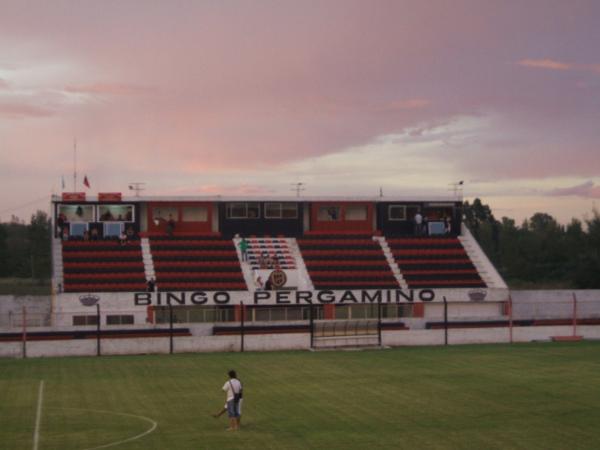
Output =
[
  {"x1": 239, "y1": 237, "x2": 249, "y2": 262},
  {"x1": 414, "y1": 212, "x2": 423, "y2": 236},
  {"x1": 119, "y1": 230, "x2": 127, "y2": 246},
  {"x1": 147, "y1": 277, "x2": 156, "y2": 292},
  {"x1": 57, "y1": 212, "x2": 67, "y2": 237},
  {"x1": 444, "y1": 216, "x2": 452, "y2": 235},
  {"x1": 90, "y1": 228, "x2": 99, "y2": 241},
  {"x1": 259, "y1": 251, "x2": 269, "y2": 269},
  {"x1": 166, "y1": 214, "x2": 176, "y2": 237}
]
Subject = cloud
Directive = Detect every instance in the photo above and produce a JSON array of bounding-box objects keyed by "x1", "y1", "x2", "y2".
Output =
[
  {"x1": 0, "y1": 78, "x2": 9, "y2": 89},
  {"x1": 517, "y1": 59, "x2": 600, "y2": 76},
  {"x1": 63, "y1": 82, "x2": 154, "y2": 96},
  {"x1": 517, "y1": 59, "x2": 572, "y2": 71},
  {"x1": 378, "y1": 98, "x2": 431, "y2": 112},
  {"x1": 546, "y1": 181, "x2": 600, "y2": 198},
  {"x1": 0, "y1": 101, "x2": 54, "y2": 118}
]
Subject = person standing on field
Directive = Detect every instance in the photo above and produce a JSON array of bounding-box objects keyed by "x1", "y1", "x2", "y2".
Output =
[{"x1": 221, "y1": 370, "x2": 243, "y2": 431}]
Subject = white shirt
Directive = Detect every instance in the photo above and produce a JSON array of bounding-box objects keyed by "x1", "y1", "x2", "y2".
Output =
[
  {"x1": 414, "y1": 213, "x2": 423, "y2": 224},
  {"x1": 222, "y1": 378, "x2": 242, "y2": 402}
]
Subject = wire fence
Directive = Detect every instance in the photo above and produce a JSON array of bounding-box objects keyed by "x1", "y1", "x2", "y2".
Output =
[{"x1": 2, "y1": 292, "x2": 600, "y2": 358}]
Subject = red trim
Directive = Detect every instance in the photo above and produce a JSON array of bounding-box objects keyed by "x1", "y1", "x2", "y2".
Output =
[
  {"x1": 413, "y1": 303, "x2": 425, "y2": 317},
  {"x1": 323, "y1": 304, "x2": 336, "y2": 319}
]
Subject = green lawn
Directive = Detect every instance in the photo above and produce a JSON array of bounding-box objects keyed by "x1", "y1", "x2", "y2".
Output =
[{"x1": 1, "y1": 342, "x2": 600, "y2": 449}]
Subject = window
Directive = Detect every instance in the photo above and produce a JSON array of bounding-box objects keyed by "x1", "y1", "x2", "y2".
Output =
[
  {"x1": 388, "y1": 205, "x2": 407, "y2": 221},
  {"x1": 106, "y1": 315, "x2": 134, "y2": 325},
  {"x1": 73, "y1": 315, "x2": 99, "y2": 326},
  {"x1": 59, "y1": 204, "x2": 94, "y2": 222},
  {"x1": 154, "y1": 306, "x2": 236, "y2": 323},
  {"x1": 318, "y1": 206, "x2": 341, "y2": 221},
  {"x1": 98, "y1": 205, "x2": 134, "y2": 222},
  {"x1": 69, "y1": 222, "x2": 88, "y2": 237},
  {"x1": 182, "y1": 206, "x2": 208, "y2": 222},
  {"x1": 428, "y1": 221, "x2": 446, "y2": 236},
  {"x1": 265, "y1": 203, "x2": 298, "y2": 219},
  {"x1": 226, "y1": 203, "x2": 260, "y2": 219},
  {"x1": 345, "y1": 205, "x2": 367, "y2": 221},
  {"x1": 103, "y1": 222, "x2": 123, "y2": 238},
  {"x1": 249, "y1": 306, "x2": 322, "y2": 322},
  {"x1": 335, "y1": 305, "x2": 350, "y2": 319},
  {"x1": 152, "y1": 207, "x2": 178, "y2": 224}
]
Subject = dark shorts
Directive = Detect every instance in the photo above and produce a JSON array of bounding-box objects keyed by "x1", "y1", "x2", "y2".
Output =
[{"x1": 226, "y1": 399, "x2": 240, "y2": 418}]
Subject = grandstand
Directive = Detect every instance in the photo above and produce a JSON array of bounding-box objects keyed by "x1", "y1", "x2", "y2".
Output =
[{"x1": 42, "y1": 192, "x2": 511, "y2": 350}]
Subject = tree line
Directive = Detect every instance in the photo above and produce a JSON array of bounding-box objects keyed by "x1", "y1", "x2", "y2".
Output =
[
  {"x1": 463, "y1": 199, "x2": 600, "y2": 289},
  {"x1": 0, "y1": 211, "x2": 51, "y2": 280},
  {"x1": 0, "y1": 203, "x2": 599, "y2": 288}
]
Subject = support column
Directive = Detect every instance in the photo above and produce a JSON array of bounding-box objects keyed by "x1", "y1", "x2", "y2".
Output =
[{"x1": 323, "y1": 304, "x2": 335, "y2": 320}]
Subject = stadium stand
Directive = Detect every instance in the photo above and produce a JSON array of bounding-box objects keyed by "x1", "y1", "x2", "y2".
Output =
[
  {"x1": 297, "y1": 232, "x2": 399, "y2": 289},
  {"x1": 387, "y1": 236, "x2": 487, "y2": 288},
  {"x1": 149, "y1": 233, "x2": 246, "y2": 291},
  {"x1": 246, "y1": 237, "x2": 296, "y2": 269},
  {"x1": 62, "y1": 239, "x2": 146, "y2": 292}
]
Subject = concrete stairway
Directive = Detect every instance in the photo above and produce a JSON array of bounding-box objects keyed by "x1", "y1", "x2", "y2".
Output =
[{"x1": 374, "y1": 236, "x2": 408, "y2": 289}]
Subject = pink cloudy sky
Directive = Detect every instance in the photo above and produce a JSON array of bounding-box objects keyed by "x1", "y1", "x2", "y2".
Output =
[{"x1": 1, "y1": 0, "x2": 599, "y2": 224}]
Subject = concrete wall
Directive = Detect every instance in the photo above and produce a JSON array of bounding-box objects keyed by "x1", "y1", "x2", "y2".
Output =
[
  {"x1": 0, "y1": 295, "x2": 52, "y2": 327},
  {"x1": 2, "y1": 325, "x2": 599, "y2": 358},
  {"x1": 1, "y1": 290, "x2": 600, "y2": 358},
  {"x1": 0, "y1": 332, "x2": 309, "y2": 358},
  {"x1": 511, "y1": 290, "x2": 600, "y2": 320}
]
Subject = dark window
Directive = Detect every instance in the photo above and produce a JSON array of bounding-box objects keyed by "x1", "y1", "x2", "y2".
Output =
[
  {"x1": 73, "y1": 315, "x2": 99, "y2": 326},
  {"x1": 388, "y1": 205, "x2": 407, "y2": 221},
  {"x1": 226, "y1": 203, "x2": 260, "y2": 219},
  {"x1": 106, "y1": 315, "x2": 134, "y2": 325},
  {"x1": 265, "y1": 203, "x2": 298, "y2": 219}
]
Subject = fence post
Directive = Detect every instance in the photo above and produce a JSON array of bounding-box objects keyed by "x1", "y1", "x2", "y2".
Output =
[
  {"x1": 96, "y1": 304, "x2": 101, "y2": 356},
  {"x1": 240, "y1": 301, "x2": 245, "y2": 353},
  {"x1": 508, "y1": 294, "x2": 513, "y2": 344},
  {"x1": 572, "y1": 292, "x2": 578, "y2": 337},
  {"x1": 443, "y1": 296, "x2": 448, "y2": 346},
  {"x1": 377, "y1": 300, "x2": 382, "y2": 347},
  {"x1": 169, "y1": 302, "x2": 174, "y2": 355},
  {"x1": 309, "y1": 304, "x2": 314, "y2": 349},
  {"x1": 22, "y1": 306, "x2": 27, "y2": 359}
]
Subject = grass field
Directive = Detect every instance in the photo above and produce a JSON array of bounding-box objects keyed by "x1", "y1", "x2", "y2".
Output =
[{"x1": 1, "y1": 342, "x2": 600, "y2": 450}]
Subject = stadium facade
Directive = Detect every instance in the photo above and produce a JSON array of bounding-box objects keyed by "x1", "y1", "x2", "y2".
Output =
[{"x1": 49, "y1": 192, "x2": 508, "y2": 344}]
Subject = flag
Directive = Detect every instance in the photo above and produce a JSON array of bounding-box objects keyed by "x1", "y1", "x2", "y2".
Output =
[
  {"x1": 61, "y1": 176, "x2": 65, "y2": 190},
  {"x1": 83, "y1": 175, "x2": 90, "y2": 189}
]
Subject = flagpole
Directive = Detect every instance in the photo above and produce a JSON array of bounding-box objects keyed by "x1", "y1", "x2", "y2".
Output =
[{"x1": 73, "y1": 139, "x2": 77, "y2": 192}]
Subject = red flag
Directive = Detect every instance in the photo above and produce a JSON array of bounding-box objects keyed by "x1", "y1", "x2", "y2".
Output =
[{"x1": 83, "y1": 175, "x2": 90, "y2": 188}]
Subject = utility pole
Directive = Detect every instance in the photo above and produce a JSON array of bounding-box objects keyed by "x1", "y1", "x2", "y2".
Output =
[
  {"x1": 290, "y1": 182, "x2": 306, "y2": 197},
  {"x1": 448, "y1": 181, "x2": 464, "y2": 200},
  {"x1": 128, "y1": 182, "x2": 146, "y2": 197}
]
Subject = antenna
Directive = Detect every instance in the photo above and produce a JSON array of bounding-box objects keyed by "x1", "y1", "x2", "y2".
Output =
[
  {"x1": 290, "y1": 182, "x2": 306, "y2": 197},
  {"x1": 73, "y1": 138, "x2": 77, "y2": 192},
  {"x1": 128, "y1": 182, "x2": 146, "y2": 197},
  {"x1": 448, "y1": 181, "x2": 464, "y2": 200}
]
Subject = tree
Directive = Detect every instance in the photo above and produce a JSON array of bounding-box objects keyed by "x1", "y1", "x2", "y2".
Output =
[
  {"x1": 28, "y1": 210, "x2": 51, "y2": 280},
  {"x1": 0, "y1": 224, "x2": 8, "y2": 276}
]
